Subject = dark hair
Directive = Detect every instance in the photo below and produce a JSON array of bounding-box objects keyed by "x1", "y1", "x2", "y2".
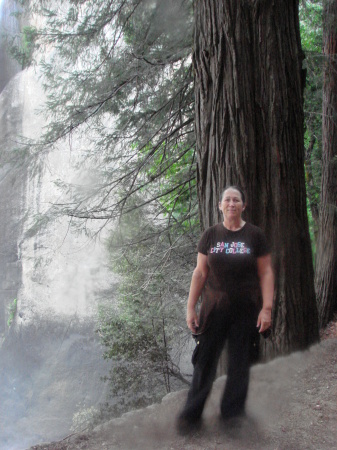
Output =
[{"x1": 221, "y1": 185, "x2": 246, "y2": 204}]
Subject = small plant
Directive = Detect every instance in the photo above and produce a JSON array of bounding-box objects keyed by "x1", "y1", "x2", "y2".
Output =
[
  {"x1": 7, "y1": 298, "x2": 17, "y2": 327},
  {"x1": 71, "y1": 404, "x2": 99, "y2": 432},
  {"x1": 6, "y1": 25, "x2": 37, "y2": 68}
]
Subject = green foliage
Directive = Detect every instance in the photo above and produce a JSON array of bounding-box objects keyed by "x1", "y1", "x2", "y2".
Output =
[
  {"x1": 307, "y1": 196, "x2": 317, "y2": 265},
  {"x1": 97, "y1": 199, "x2": 196, "y2": 413},
  {"x1": 300, "y1": 1, "x2": 323, "y2": 52},
  {"x1": 7, "y1": 299, "x2": 17, "y2": 327},
  {"x1": 300, "y1": 0, "x2": 323, "y2": 249},
  {"x1": 11, "y1": 0, "x2": 195, "y2": 231},
  {"x1": 8, "y1": 0, "x2": 322, "y2": 244},
  {"x1": 6, "y1": 25, "x2": 37, "y2": 68}
]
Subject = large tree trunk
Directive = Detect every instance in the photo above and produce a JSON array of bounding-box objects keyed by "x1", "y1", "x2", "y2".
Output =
[
  {"x1": 315, "y1": 0, "x2": 337, "y2": 328},
  {"x1": 193, "y1": 0, "x2": 319, "y2": 358}
]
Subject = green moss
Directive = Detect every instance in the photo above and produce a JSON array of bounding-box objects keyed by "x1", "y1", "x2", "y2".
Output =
[{"x1": 7, "y1": 298, "x2": 17, "y2": 327}]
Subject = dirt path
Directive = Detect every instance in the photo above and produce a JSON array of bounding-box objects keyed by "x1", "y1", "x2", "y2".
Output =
[{"x1": 29, "y1": 337, "x2": 337, "y2": 450}]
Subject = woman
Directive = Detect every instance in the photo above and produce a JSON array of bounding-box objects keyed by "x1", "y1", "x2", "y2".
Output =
[{"x1": 177, "y1": 186, "x2": 274, "y2": 432}]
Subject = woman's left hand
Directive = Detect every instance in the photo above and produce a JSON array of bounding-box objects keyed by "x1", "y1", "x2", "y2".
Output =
[{"x1": 257, "y1": 307, "x2": 272, "y2": 333}]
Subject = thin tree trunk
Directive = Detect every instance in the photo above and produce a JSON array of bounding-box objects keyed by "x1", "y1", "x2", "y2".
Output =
[
  {"x1": 305, "y1": 133, "x2": 319, "y2": 232},
  {"x1": 193, "y1": 0, "x2": 319, "y2": 359},
  {"x1": 315, "y1": 0, "x2": 337, "y2": 328}
]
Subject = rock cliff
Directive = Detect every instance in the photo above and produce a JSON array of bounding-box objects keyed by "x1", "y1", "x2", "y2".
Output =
[{"x1": 0, "y1": 4, "x2": 113, "y2": 449}]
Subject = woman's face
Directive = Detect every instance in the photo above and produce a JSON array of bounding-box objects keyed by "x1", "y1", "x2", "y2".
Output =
[{"x1": 219, "y1": 188, "x2": 245, "y2": 220}]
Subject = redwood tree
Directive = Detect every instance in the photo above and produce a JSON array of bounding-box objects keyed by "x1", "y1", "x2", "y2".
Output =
[
  {"x1": 193, "y1": 0, "x2": 319, "y2": 356},
  {"x1": 315, "y1": 0, "x2": 337, "y2": 328}
]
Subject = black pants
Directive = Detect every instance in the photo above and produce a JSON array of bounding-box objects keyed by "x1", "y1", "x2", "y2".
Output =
[{"x1": 179, "y1": 299, "x2": 258, "y2": 422}]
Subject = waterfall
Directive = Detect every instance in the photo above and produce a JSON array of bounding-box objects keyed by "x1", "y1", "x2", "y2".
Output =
[
  {"x1": 0, "y1": 2, "x2": 114, "y2": 449},
  {"x1": 0, "y1": 0, "x2": 21, "y2": 93}
]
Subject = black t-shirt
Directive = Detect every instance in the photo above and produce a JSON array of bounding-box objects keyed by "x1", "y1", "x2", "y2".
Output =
[{"x1": 196, "y1": 222, "x2": 270, "y2": 334}]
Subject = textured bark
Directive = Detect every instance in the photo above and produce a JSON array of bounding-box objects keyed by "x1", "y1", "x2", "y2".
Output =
[
  {"x1": 315, "y1": 0, "x2": 337, "y2": 328},
  {"x1": 193, "y1": 0, "x2": 319, "y2": 357}
]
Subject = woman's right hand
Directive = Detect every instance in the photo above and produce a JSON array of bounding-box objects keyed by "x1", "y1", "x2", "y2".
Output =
[
  {"x1": 186, "y1": 253, "x2": 208, "y2": 333},
  {"x1": 186, "y1": 308, "x2": 199, "y2": 333}
]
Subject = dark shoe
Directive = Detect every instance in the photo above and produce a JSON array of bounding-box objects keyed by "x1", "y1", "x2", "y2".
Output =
[{"x1": 176, "y1": 415, "x2": 202, "y2": 436}]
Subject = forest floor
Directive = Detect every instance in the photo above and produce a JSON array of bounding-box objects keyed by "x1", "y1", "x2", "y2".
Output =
[{"x1": 29, "y1": 319, "x2": 337, "y2": 450}]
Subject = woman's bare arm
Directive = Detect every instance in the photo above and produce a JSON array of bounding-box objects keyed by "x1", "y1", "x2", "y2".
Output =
[
  {"x1": 186, "y1": 253, "x2": 209, "y2": 333},
  {"x1": 256, "y1": 254, "x2": 274, "y2": 333}
]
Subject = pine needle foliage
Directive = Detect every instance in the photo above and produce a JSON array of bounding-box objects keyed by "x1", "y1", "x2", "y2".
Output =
[
  {"x1": 11, "y1": 0, "x2": 195, "y2": 222},
  {"x1": 11, "y1": 0, "x2": 197, "y2": 409}
]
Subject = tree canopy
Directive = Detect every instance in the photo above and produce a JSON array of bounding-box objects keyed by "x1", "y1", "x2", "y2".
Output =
[{"x1": 9, "y1": 0, "x2": 324, "y2": 237}]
